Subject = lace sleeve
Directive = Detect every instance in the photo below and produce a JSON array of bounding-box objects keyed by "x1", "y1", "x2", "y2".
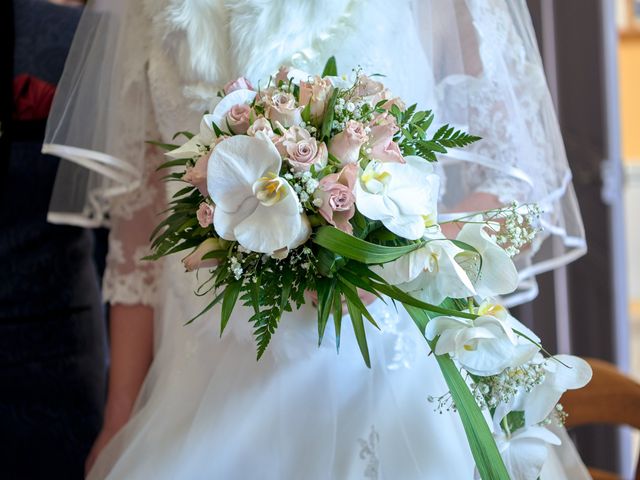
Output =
[
  {"x1": 429, "y1": 0, "x2": 554, "y2": 207},
  {"x1": 102, "y1": 124, "x2": 166, "y2": 307}
]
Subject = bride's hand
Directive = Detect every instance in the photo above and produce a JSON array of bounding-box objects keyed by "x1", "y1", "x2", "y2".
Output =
[
  {"x1": 85, "y1": 421, "x2": 125, "y2": 475},
  {"x1": 85, "y1": 392, "x2": 137, "y2": 475}
]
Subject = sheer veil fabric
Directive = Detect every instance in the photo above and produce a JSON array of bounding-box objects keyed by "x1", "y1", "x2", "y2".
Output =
[{"x1": 44, "y1": 1, "x2": 590, "y2": 478}]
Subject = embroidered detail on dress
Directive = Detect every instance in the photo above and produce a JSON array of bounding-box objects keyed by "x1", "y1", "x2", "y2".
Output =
[
  {"x1": 376, "y1": 304, "x2": 417, "y2": 371},
  {"x1": 358, "y1": 425, "x2": 380, "y2": 480}
]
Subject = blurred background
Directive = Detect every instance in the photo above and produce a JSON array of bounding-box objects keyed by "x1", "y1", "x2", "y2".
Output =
[{"x1": 518, "y1": 0, "x2": 639, "y2": 477}]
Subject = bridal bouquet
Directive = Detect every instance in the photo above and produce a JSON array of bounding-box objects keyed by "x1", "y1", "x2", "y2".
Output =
[{"x1": 147, "y1": 58, "x2": 591, "y2": 480}]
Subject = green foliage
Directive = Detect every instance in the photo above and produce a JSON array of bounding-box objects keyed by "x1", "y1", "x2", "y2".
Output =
[
  {"x1": 321, "y1": 56, "x2": 338, "y2": 77},
  {"x1": 320, "y1": 89, "x2": 340, "y2": 141},
  {"x1": 387, "y1": 104, "x2": 481, "y2": 161},
  {"x1": 313, "y1": 226, "x2": 423, "y2": 265}
]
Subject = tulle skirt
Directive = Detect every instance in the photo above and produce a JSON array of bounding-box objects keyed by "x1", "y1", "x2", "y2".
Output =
[{"x1": 88, "y1": 263, "x2": 590, "y2": 479}]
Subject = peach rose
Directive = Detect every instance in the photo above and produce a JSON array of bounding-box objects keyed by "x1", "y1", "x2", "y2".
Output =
[
  {"x1": 314, "y1": 163, "x2": 358, "y2": 234},
  {"x1": 369, "y1": 122, "x2": 404, "y2": 163},
  {"x1": 265, "y1": 91, "x2": 302, "y2": 128},
  {"x1": 196, "y1": 202, "x2": 215, "y2": 228},
  {"x1": 181, "y1": 238, "x2": 228, "y2": 272},
  {"x1": 226, "y1": 104, "x2": 252, "y2": 134},
  {"x1": 223, "y1": 76, "x2": 254, "y2": 95},
  {"x1": 299, "y1": 76, "x2": 333, "y2": 122},
  {"x1": 328, "y1": 120, "x2": 368, "y2": 167},
  {"x1": 182, "y1": 151, "x2": 211, "y2": 197},
  {"x1": 247, "y1": 116, "x2": 276, "y2": 140},
  {"x1": 282, "y1": 126, "x2": 328, "y2": 172},
  {"x1": 354, "y1": 75, "x2": 385, "y2": 98},
  {"x1": 275, "y1": 66, "x2": 290, "y2": 84}
]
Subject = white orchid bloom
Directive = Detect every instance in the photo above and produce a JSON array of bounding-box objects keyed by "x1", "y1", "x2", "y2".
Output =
[
  {"x1": 425, "y1": 314, "x2": 522, "y2": 376},
  {"x1": 374, "y1": 238, "x2": 476, "y2": 305},
  {"x1": 521, "y1": 354, "x2": 592, "y2": 425},
  {"x1": 210, "y1": 88, "x2": 257, "y2": 134},
  {"x1": 355, "y1": 156, "x2": 439, "y2": 240},
  {"x1": 165, "y1": 114, "x2": 221, "y2": 160},
  {"x1": 490, "y1": 351, "x2": 591, "y2": 431},
  {"x1": 456, "y1": 221, "x2": 519, "y2": 299},
  {"x1": 476, "y1": 302, "x2": 541, "y2": 367},
  {"x1": 478, "y1": 426, "x2": 561, "y2": 480},
  {"x1": 207, "y1": 133, "x2": 310, "y2": 254}
]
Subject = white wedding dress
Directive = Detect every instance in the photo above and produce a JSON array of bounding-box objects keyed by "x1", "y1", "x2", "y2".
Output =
[{"x1": 44, "y1": 0, "x2": 590, "y2": 478}]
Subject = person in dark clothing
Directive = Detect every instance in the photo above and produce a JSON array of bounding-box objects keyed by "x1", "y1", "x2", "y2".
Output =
[{"x1": 0, "y1": 1, "x2": 107, "y2": 478}]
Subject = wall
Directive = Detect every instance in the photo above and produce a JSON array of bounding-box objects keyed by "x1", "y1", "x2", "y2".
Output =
[{"x1": 619, "y1": 34, "x2": 640, "y2": 163}]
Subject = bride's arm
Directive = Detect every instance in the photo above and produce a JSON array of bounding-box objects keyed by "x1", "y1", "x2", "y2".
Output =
[
  {"x1": 86, "y1": 141, "x2": 166, "y2": 473},
  {"x1": 85, "y1": 305, "x2": 153, "y2": 472}
]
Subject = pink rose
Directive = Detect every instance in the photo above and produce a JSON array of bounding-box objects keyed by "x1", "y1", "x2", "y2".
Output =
[
  {"x1": 282, "y1": 126, "x2": 328, "y2": 172},
  {"x1": 181, "y1": 238, "x2": 228, "y2": 272},
  {"x1": 223, "y1": 76, "x2": 254, "y2": 95},
  {"x1": 182, "y1": 151, "x2": 211, "y2": 197},
  {"x1": 299, "y1": 76, "x2": 333, "y2": 122},
  {"x1": 226, "y1": 104, "x2": 252, "y2": 134},
  {"x1": 354, "y1": 75, "x2": 385, "y2": 98},
  {"x1": 368, "y1": 121, "x2": 404, "y2": 163},
  {"x1": 314, "y1": 163, "x2": 358, "y2": 234},
  {"x1": 247, "y1": 116, "x2": 276, "y2": 140},
  {"x1": 196, "y1": 202, "x2": 215, "y2": 228},
  {"x1": 275, "y1": 66, "x2": 290, "y2": 84},
  {"x1": 328, "y1": 120, "x2": 368, "y2": 167},
  {"x1": 265, "y1": 91, "x2": 302, "y2": 128}
]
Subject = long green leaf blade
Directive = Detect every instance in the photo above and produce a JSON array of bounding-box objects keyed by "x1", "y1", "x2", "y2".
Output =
[
  {"x1": 313, "y1": 226, "x2": 423, "y2": 264},
  {"x1": 315, "y1": 277, "x2": 335, "y2": 346},
  {"x1": 332, "y1": 290, "x2": 343, "y2": 353},
  {"x1": 322, "y1": 56, "x2": 338, "y2": 77},
  {"x1": 220, "y1": 281, "x2": 242, "y2": 336},
  {"x1": 345, "y1": 297, "x2": 371, "y2": 368},
  {"x1": 372, "y1": 282, "x2": 477, "y2": 321},
  {"x1": 403, "y1": 304, "x2": 510, "y2": 480}
]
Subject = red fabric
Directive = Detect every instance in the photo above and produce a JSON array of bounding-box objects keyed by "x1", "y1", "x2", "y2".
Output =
[{"x1": 13, "y1": 74, "x2": 56, "y2": 121}]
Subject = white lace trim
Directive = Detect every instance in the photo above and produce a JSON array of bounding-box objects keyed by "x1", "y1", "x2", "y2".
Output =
[{"x1": 103, "y1": 243, "x2": 163, "y2": 306}]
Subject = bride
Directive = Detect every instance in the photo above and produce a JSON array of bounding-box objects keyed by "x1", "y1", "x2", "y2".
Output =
[{"x1": 44, "y1": 0, "x2": 589, "y2": 478}]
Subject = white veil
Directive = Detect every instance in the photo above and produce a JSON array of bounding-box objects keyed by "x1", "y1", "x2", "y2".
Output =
[
  {"x1": 44, "y1": 0, "x2": 152, "y2": 227},
  {"x1": 44, "y1": 0, "x2": 586, "y2": 305}
]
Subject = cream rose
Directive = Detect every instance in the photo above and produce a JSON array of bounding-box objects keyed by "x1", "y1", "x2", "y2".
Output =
[
  {"x1": 226, "y1": 104, "x2": 252, "y2": 134},
  {"x1": 299, "y1": 76, "x2": 333, "y2": 123},
  {"x1": 314, "y1": 164, "x2": 358, "y2": 234},
  {"x1": 367, "y1": 123, "x2": 404, "y2": 163},
  {"x1": 265, "y1": 91, "x2": 302, "y2": 128},
  {"x1": 196, "y1": 202, "x2": 215, "y2": 228},
  {"x1": 223, "y1": 76, "x2": 254, "y2": 95},
  {"x1": 182, "y1": 151, "x2": 211, "y2": 197},
  {"x1": 328, "y1": 120, "x2": 368, "y2": 167},
  {"x1": 354, "y1": 75, "x2": 385, "y2": 98},
  {"x1": 247, "y1": 116, "x2": 276, "y2": 140},
  {"x1": 282, "y1": 126, "x2": 328, "y2": 172},
  {"x1": 181, "y1": 237, "x2": 228, "y2": 272},
  {"x1": 275, "y1": 66, "x2": 290, "y2": 84}
]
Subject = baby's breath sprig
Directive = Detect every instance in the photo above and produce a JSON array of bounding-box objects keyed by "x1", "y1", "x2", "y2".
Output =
[
  {"x1": 489, "y1": 202, "x2": 542, "y2": 257},
  {"x1": 470, "y1": 362, "x2": 546, "y2": 410}
]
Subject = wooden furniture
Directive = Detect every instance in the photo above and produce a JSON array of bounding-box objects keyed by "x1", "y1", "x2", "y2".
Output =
[{"x1": 562, "y1": 358, "x2": 640, "y2": 480}]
